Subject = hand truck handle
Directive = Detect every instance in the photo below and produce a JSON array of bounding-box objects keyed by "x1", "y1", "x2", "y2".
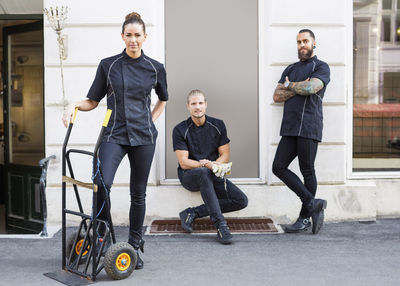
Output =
[
  {"x1": 62, "y1": 108, "x2": 78, "y2": 156},
  {"x1": 71, "y1": 107, "x2": 78, "y2": 125},
  {"x1": 94, "y1": 109, "x2": 112, "y2": 158}
]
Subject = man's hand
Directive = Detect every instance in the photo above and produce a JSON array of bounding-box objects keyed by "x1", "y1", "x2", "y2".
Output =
[
  {"x1": 286, "y1": 77, "x2": 323, "y2": 95},
  {"x1": 284, "y1": 76, "x2": 310, "y2": 88},
  {"x1": 273, "y1": 83, "x2": 296, "y2": 103},
  {"x1": 199, "y1": 159, "x2": 213, "y2": 169},
  {"x1": 284, "y1": 76, "x2": 290, "y2": 87}
]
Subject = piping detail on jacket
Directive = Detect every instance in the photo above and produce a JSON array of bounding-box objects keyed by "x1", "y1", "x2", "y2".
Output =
[
  {"x1": 316, "y1": 92, "x2": 323, "y2": 102},
  {"x1": 146, "y1": 94, "x2": 154, "y2": 144},
  {"x1": 206, "y1": 121, "x2": 221, "y2": 135},
  {"x1": 143, "y1": 56, "x2": 158, "y2": 86},
  {"x1": 184, "y1": 123, "x2": 193, "y2": 140},
  {"x1": 106, "y1": 55, "x2": 124, "y2": 142},
  {"x1": 298, "y1": 97, "x2": 308, "y2": 136}
]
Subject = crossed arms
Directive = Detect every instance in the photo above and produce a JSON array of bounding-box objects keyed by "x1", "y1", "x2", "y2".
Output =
[
  {"x1": 273, "y1": 77, "x2": 324, "y2": 103},
  {"x1": 175, "y1": 144, "x2": 230, "y2": 170}
]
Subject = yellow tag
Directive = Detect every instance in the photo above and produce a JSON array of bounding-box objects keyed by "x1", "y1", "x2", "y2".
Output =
[
  {"x1": 71, "y1": 107, "x2": 78, "y2": 124},
  {"x1": 103, "y1": 109, "x2": 112, "y2": 127}
]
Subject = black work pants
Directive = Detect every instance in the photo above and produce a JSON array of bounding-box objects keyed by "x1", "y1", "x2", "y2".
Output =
[
  {"x1": 93, "y1": 141, "x2": 155, "y2": 244},
  {"x1": 272, "y1": 136, "x2": 318, "y2": 218},
  {"x1": 179, "y1": 167, "x2": 248, "y2": 227}
]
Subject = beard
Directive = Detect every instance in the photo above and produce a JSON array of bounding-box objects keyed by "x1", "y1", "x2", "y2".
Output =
[
  {"x1": 298, "y1": 48, "x2": 313, "y2": 61},
  {"x1": 192, "y1": 111, "x2": 205, "y2": 119}
]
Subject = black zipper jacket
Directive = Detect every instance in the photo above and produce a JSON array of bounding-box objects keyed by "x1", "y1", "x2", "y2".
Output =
[{"x1": 87, "y1": 49, "x2": 168, "y2": 146}]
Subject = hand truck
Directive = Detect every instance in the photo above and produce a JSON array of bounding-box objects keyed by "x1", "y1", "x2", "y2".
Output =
[{"x1": 45, "y1": 109, "x2": 137, "y2": 285}]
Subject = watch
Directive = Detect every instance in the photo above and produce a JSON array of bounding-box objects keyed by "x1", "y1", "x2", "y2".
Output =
[{"x1": 284, "y1": 81, "x2": 290, "y2": 88}]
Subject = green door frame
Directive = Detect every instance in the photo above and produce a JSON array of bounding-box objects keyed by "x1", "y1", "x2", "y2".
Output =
[{"x1": 3, "y1": 19, "x2": 45, "y2": 234}]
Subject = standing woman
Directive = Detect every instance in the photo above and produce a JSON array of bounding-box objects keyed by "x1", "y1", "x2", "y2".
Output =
[{"x1": 62, "y1": 12, "x2": 168, "y2": 269}]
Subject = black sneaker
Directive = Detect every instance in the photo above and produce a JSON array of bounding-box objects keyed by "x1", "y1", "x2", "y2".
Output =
[
  {"x1": 217, "y1": 222, "x2": 232, "y2": 244},
  {"x1": 179, "y1": 208, "x2": 197, "y2": 233},
  {"x1": 312, "y1": 208, "x2": 325, "y2": 234},
  {"x1": 135, "y1": 250, "x2": 144, "y2": 270},
  {"x1": 308, "y1": 199, "x2": 327, "y2": 234},
  {"x1": 128, "y1": 239, "x2": 145, "y2": 270},
  {"x1": 284, "y1": 217, "x2": 311, "y2": 233}
]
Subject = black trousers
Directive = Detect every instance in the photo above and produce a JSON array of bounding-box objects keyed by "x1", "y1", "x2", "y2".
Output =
[
  {"x1": 272, "y1": 136, "x2": 318, "y2": 218},
  {"x1": 93, "y1": 141, "x2": 155, "y2": 244},
  {"x1": 179, "y1": 167, "x2": 248, "y2": 227}
]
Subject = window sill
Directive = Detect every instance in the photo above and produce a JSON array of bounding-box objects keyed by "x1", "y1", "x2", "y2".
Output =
[
  {"x1": 349, "y1": 171, "x2": 400, "y2": 179},
  {"x1": 161, "y1": 177, "x2": 266, "y2": 185}
]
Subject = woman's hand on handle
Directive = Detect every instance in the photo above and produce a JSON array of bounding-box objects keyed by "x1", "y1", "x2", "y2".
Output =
[
  {"x1": 62, "y1": 103, "x2": 77, "y2": 128},
  {"x1": 61, "y1": 99, "x2": 99, "y2": 128}
]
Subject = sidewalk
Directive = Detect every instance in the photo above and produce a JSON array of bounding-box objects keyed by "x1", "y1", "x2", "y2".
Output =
[{"x1": 0, "y1": 219, "x2": 399, "y2": 286}]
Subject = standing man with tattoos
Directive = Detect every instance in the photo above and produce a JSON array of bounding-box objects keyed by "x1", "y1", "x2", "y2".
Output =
[{"x1": 272, "y1": 29, "x2": 330, "y2": 234}]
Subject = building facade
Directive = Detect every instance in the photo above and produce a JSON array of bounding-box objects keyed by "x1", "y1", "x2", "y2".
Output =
[{"x1": 1, "y1": 0, "x2": 399, "y2": 233}]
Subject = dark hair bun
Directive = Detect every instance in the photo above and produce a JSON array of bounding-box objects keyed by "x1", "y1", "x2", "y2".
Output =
[{"x1": 125, "y1": 12, "x2": 141, "y2": 21}]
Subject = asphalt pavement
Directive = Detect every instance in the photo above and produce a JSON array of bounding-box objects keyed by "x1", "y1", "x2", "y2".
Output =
[{"x1": 0, "y1": 219, "x2": 399, "y2": 286}]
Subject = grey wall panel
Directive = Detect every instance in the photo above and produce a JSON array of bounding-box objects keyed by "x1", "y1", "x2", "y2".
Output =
[{"x1": 165, "y1": 0, "x2": 259, "y2": 179}]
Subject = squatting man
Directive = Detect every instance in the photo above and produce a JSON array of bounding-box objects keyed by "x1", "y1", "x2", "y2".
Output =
[{"x1": 172, "y1": 89, "x2": 248, "y2": 244}]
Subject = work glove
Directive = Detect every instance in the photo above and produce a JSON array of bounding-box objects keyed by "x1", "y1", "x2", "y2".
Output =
[{"x1": 212, "y1": 162, "x2": 232, "y2": 178}]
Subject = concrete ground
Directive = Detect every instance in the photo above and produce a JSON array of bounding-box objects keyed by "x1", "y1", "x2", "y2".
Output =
[{"x1": 0, "y1": 219, "x2": 399, "y2": 286}]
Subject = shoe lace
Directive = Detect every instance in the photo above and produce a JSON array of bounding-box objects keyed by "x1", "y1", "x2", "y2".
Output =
[
  {"x1": 218, "y1": 224, "x2": 230, "y2": 237},
  {"x1": 185, "y1": 213, "x2": 192, "y2": 223}
]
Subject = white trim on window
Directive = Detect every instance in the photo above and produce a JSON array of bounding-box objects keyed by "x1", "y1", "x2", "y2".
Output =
[{"x1": 159, "y1": 0, "x2": 265, "y2": 185}]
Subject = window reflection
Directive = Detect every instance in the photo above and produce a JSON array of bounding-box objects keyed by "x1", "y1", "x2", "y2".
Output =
[
  {"x1": 383, "y1": 0, "x2": 392, "y2": 10},
  {"x1": 382, "y1": 17, "x2": 391, "y2": 42},
  {"x1": 8, "y1": 31, "x2": 44, "y2": 166},
  {"x1": 354, "y1": 0, "x2": 400, "y2": 171}
]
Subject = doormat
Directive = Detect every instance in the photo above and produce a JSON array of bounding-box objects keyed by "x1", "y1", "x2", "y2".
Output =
[{"x1": 149, "y1": 218, "x2": 279, "y2": 234}]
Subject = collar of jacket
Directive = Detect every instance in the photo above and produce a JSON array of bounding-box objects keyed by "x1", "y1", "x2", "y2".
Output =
[{"x1": 122, "y1": 48, "x2": 145, "y2": 62}]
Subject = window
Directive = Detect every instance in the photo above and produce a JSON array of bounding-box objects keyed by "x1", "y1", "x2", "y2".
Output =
[
  {"x1": 396, "y1": 18, "x2": 400, "y2": 42},
  {"x1": 383, "y1": 72, "x2": 400, "y2": 103},
  {"x1": 382, "y1": 16, "x2": 391, "y2": 42},
  {"x1": 381, "y1": 0, "x2": 400, "y2": 44},
  {"x1": 383, "y1": 0, "x2": 392, "y2": 10},
  {"x1": 353, "y1": 1, "x2": 400, "y2": 171}
]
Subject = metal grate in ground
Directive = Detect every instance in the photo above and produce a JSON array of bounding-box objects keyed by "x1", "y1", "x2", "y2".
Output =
[{"x1": 149, "y1": 218, "x2": 278, "y2": 234}]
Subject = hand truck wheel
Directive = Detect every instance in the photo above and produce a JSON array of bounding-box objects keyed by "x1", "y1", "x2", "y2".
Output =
[
  {"x1": 104, "y1": 242, "x2": 137, "y2": 280},
  {"x1": 66, "y1": 231, "x2": 92, "y2": 264}
]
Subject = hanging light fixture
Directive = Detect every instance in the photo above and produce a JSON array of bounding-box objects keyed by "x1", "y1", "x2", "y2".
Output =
[{"x1": 44, "y1": 6, "x2": 69, "y2": 106}]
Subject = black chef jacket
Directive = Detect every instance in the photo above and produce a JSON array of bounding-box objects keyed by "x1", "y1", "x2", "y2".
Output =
[
  {"x1": 87, "y1": 49, "x2": 168, "y2": 146},
  {"x1": 278, "y1": 56, "x2": 330, "y2": 142},
  {"x1": 172, "y1": 115, "x2": 230, "y2": 172}
]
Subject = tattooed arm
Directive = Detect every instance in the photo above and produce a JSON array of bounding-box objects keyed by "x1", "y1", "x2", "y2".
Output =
[
  {"x1": 273, "y1": 84, "x2": 296, "y2": 103},
  {"x1": 286, "y1": 76, "x2": 324, "y2": 96}
]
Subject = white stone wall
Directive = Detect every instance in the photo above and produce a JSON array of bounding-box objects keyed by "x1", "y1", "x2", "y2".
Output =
[
  {"x1": 264, "y1": 0, "x2": 350, "y2": 185},
  {"x1": 43, "y1": 0, "x2": 400, "y2": 228},
  {"x1": 43, "y1": 0, "x2": 166, "y2": 225}
]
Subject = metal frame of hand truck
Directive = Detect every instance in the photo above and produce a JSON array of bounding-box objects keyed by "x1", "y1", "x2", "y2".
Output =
[{"x1": 60, "y1": 108, "x2": 115, "y2": 281}]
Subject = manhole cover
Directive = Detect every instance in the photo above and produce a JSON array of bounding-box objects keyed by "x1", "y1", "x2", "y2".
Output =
[{"x1": 149, "y1": 218, "x2": 278, "y2": 234}]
